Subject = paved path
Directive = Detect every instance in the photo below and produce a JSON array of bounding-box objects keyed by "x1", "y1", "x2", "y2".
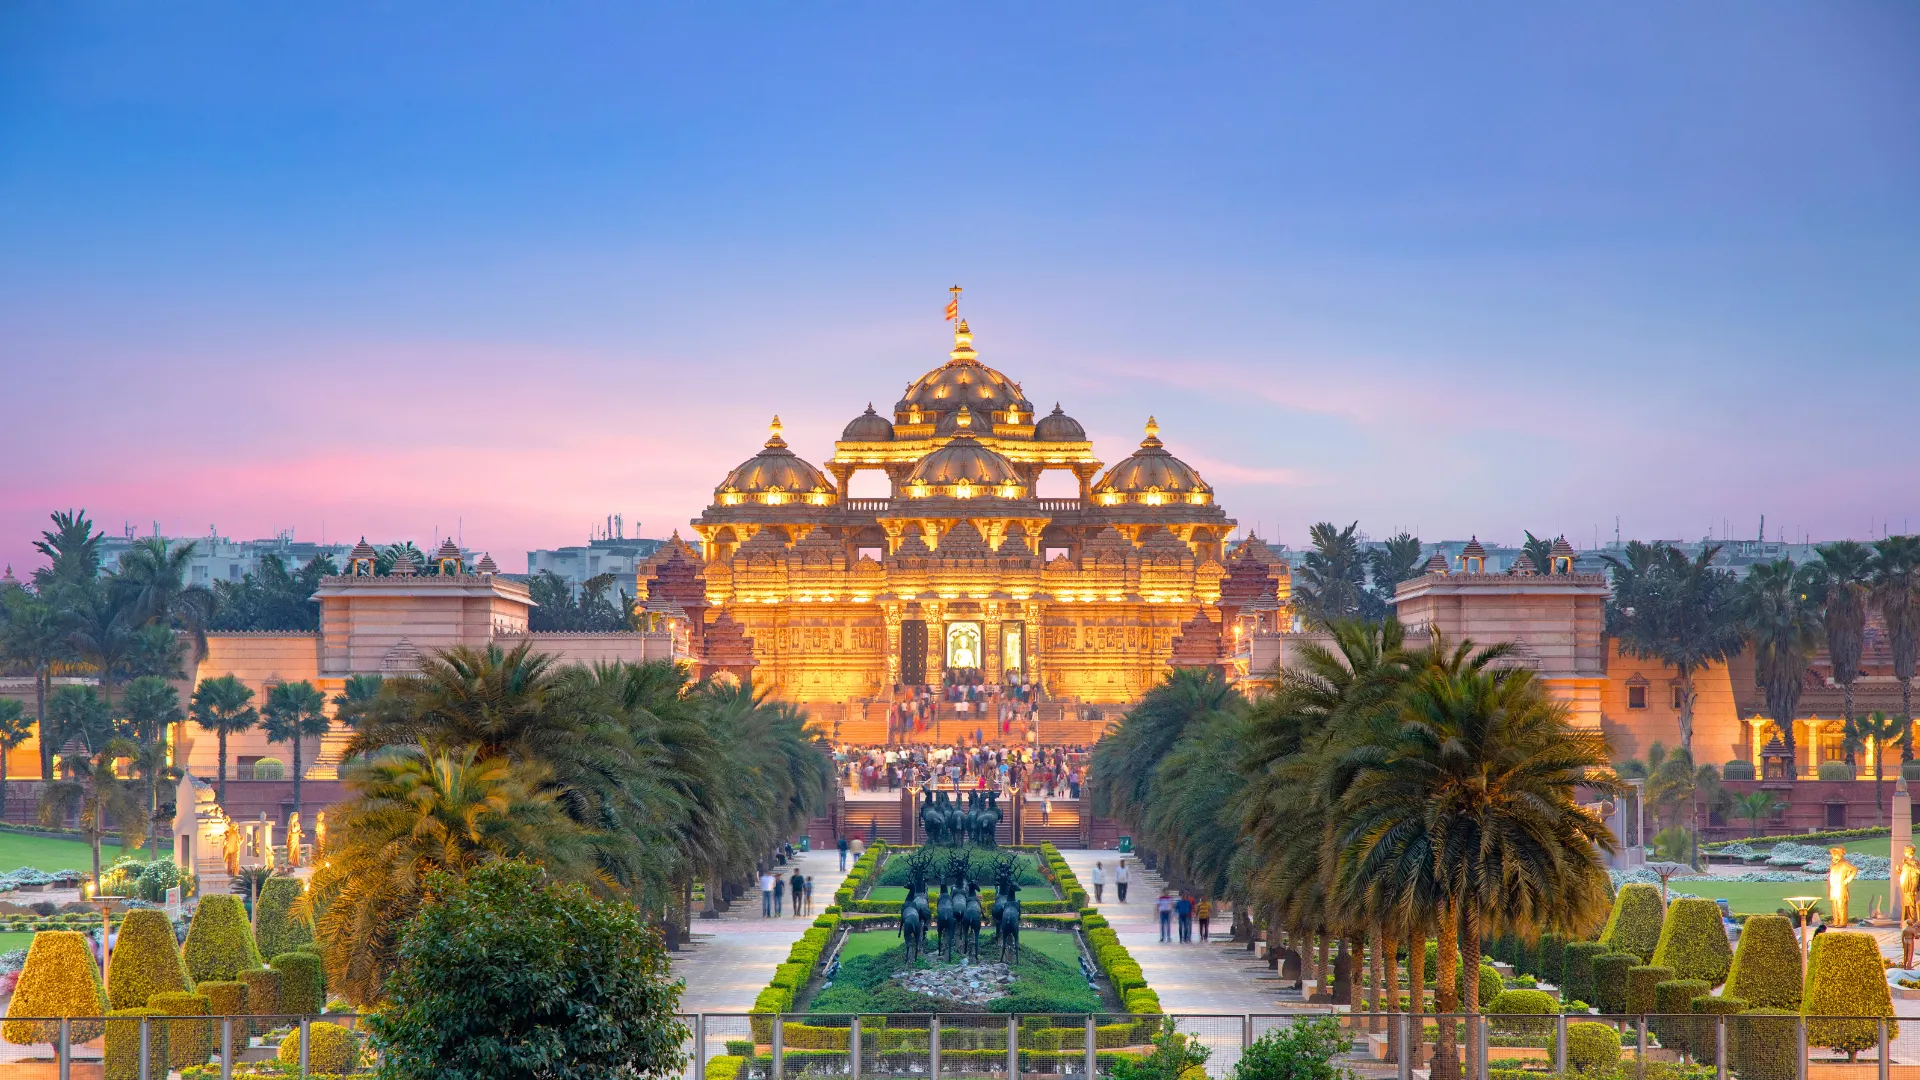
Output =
[{"x1": 671, "y1": 847, "x2": 851, "y2": 1014}]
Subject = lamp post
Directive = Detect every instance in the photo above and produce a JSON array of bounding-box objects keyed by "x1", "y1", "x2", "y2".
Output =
[{"x1": 1785, "y1": 895, "x2": 1822, "y2": 972}]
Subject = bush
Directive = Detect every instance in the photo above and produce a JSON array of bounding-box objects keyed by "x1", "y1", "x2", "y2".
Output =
[
  {"x1": 1488, "y1": 989, "x2": 1557, "y2": 1036},
  {"x1": 1804, "y1": 930, "x2": 1897, "y2": 1058},
  {"x1": 367, "y1": 860, "x2": 689, "y2": 1080},
  {"x1": 250, "y1": 757, "x2": 285, "y2": 780},
  {"x1": 1554, "y1": 1021, "x2": 1621, "y2": 1075},
  {"x1": 1689, "y1": 994, "x2": 1745, "y2": 1059},
  {"x1": 1125, "y1": 988, "x2": 1162, "y2": 1014},
  {"x1": 1723, "y1": 760, "x2": 1757, "y2": 781},
  {"x1": 1725, "y1": 915, "x2": 1801, "y2": 1010},
  {"x1": 1733, "y1": 1008, "x2": 1798, "y2": 1080},
  {"x1": 3, "y1": 930, "x2": 109, "y2": 1044},
  {"x1": 1461, "y1": 963, "x2": 1503, "y2": 1009},
  {"x1": 1651, "y1": 898, "x2": 1733, "y2": 986},
  {"x1": 107, "y1": 909, "x2": 192, "y2": 1010},
  {"x1": 1652, "y1": 979, "x2": 1709, "y2": 1054},
  {"x1": 279, "y1": 1020, "x2": 360, "y2": 1073},
  {"x1": 1232, "y1": 1015, "x2": 1350, "y2": 1080},
  {"x1": 1625, "y1": 965, "x2": 1673, "y2": 1015},
  {"x1": 239, "y1": 967, "x2": 282, "y2": 1030},
  {"x1": 104, "y1": 1008, "x2": 169, "y2": 1080},
  {"x1": 146, "y1": 990, "x2": 212, "y2": 1068},
  {"x1": 1599, "y1": 884, "x2": 1665, "y2": 962},
  {"x1": 253, "y1": 878, "x2": 315, "y2": 960},
  {"x1": 1562, "y1": 942, "x2": 1608, "y2": 1005},
  {"x1": 272, "y1": 952, "x2": 325, "y2": 1015},
  {"x1": 183, "y1": 895, "x2": 264, "y2": 982},
  {"x1": 1591, "y1": 953, "x2": 1638, "y2": 1014},
  {"x1": 198, "y1": 980, "x2": 248, "y2": 1020},
  {"x1": 1818, "y1": 761, "x2": 1855, "y2": 781},
  {"x1": 1536, "y1": 934, "x2": 1567, "y2": 988},
  {"x1": 708, "y1": 1055, "x2": 746, "y2": 1080}
]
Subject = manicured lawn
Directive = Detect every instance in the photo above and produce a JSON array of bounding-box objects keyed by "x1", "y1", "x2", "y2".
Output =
[
  {"x1": 1682, "y1": 879, "x2": 1890, "y2": 917},
  {"x1": 0, "y1": 931, "x2": 39, "y2": 953},
  {"x1": 0, "y1": 832, "x2": 169, "y2": 873},
  {"x1": 838, "y1": 927, "x2": 1080, "y2": 965}
]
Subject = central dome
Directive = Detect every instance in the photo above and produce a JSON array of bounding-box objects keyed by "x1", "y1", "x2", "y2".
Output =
[
  {"x1": 895, "y1": 322, "x2": 1033, "y2": 424},
  {"x1": 904, "y1": 434, "x2": 1027, "y2": 499}
]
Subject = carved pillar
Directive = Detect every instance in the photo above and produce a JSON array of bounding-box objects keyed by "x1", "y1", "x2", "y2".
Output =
[
  {"x1": 883, "y1": 604, "x2": 903, "y2": 687},
  {"x1": 984, "y1": 601, "x2": 1003, "y2": 684},
  {"x1": 924, "y1": 601, "x2": 944, "y2": 686}
]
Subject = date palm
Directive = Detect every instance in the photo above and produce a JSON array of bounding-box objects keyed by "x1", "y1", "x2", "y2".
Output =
[
  {"x1": 1845, "y1": 711, "x2": 1907, "y2": 823},
  {"x1": 189, "y1": 674, "x2": 258, "y2": 804},
  {"x1": 1732, "y1": 790, "x2": 1777, "y2": 838},
  {"x1": 1871, "y1": 536, "x2": 1920, "y2": 761},
  {"x1": 0, "y1": 591, "x2": 75, "y2": 779},
  {"x1": 38, "y1": 690, "x2": 145, "y2": 893},
  {"x1": 120, "y1": 675, "x2": 184, "y2": 853},
  {"x1": 1738, "y1": 559, "x2": 1824, "y2": 776},
  {"x1": 1607, "y1": 543, "x2": 1743, "y2": 753},
  {"x1": 0, "y1": 699, "x2": 33, "y2": 823},
  {"x1": 263, "y1": 680, "x2": 330, "y2": 819},
  {"x1": 65, "y1": 590, "x2": 142, "y2": 708},
  {"x1": 1647, "y1": 746, "x2": 1726, "y2": 867},
  {"x1": 110, "y1": 536, "x2": 216, "y2": 667},
  {"x1": 1295, "y1": 521, "x2": 1369, "y2": 628},
  {"x1": 29, "y1": 509, "x2": 104, "y2": 600},
  {"x1": 1813, "y1": 541, "x2": 1875, "y2": 765}
]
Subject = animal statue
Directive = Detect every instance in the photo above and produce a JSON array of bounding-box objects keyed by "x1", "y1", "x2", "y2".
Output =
[
  {"x1": 898, "y1": 849, "x2": 935, "y2": 965},
  {"x1": 991, "y1": 853, "x2": 1022, "y2": 962},
  {"x1": 975, "y1": 793, "x2": 1002, "y2": 848},
  {"x1": 934, "y1": 855, "x2": 965, "y2": 961},
  {"x1": 918, "y1": 786, "x2": 942, "y2": 846},
  {"x1": 962, "y1": 877, "x2": 985, "y2": 963}
]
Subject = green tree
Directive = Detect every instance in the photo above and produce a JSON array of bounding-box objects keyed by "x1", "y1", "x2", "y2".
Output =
[
  {"x1": 29, "y1": 510, "x2": 105, "y2": 599},
  {"x1": 1738, "y1": 558, "x2": 1824, "y2": 776},
  {"x1": 1646, "y1": 745, "x2": 1727, "y2": 867},
  {"x1": 1813, "y1": 541, "x2": 1875, "y2": 765},
  {"x1": 120, "y1": 676, "x2": 184, "y2": 854},
  {"x1": 189, "y1": 675, "x2": 258, "y2": 804},
  {"x1": 262, "y1": 680, "x2": 330, "y2": 819},
  {"x1": 1366, "y1": 531, "x2": 1425, "y2": 613},
  {"x1": 38, "y1": 693, "x2": 146, "y2": 892},
  {"x1": 329, "y1": 674, "x2": 384, "y2": 732},
  {"x1": 1732, "y1": 791, "x2": 1777, "y2": 837},
  {"x1": 1845, "y1": 712, "x2": 1906, "y2": 822},
  {"x1": 0, "y1": 590, "x2": 74, "y2": 779},
  {"x1": 1607, "y1": 542, "x2": 1744, "y2": 753},
  {"x1": 0, "y1": 699, "x2": 34, "y2": 823},
  {"x1": 110, "y1": 537, "x2": 216, "y2": 667},
  {"x1": 1523, "y1": 531, "x2": 1557, "y2": 577},
  {"x1": 1871, "y1": 536, "x2": 1920, "y2": 761},
  {"x1": 208, "y1": 553, "x2": 336, "y2": 632},
  {"x1": 1109, "y1": 1017, "x2": 1211, "y2": 1080},
  {"x1": 1232, "y1": 1015, "x2": 1354, "y2": 1080},
  {"x1": 1295, "y1": 521, "x2": 1368, "y2": 628},
  {"x1": 64, "y1": 591, "x2": 143, "y2": 709},
  {"x1": 304, "y1": 749, "x2": 605, "y2": 1005},
  {"x1": 368, "y1": 859, "x2": 688, "y2": 1080}
]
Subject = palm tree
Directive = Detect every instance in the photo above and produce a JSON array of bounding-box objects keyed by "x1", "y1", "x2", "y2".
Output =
[
  {"x1": 303, "y1": 748, "x2": 605, "y2": 1004},
  {"x1": 1646, "y1": 746, "x2": 1726, "y2": 867},
  {"x1": 1845, "y1": 711, "x2": 1906, "y2": 822},
  {"x1": 329, "y1": 674, "x2": 385, "y2": 731},
  {"x1": 0, "y1": 699, "x2": 33, "y2": 823},
  {"x1": 29, "y1": 510, "x2": 104, "y2": 600},
  {"x1": 65, "y1": 590, "x2": 142, "y2": 709},
  {"x1": 1367, "y1": 532, "x2": 1425, "y2": 611},
  {"x1": 1739, "y1": 559, "x2": 1824, "y2": 776},
  {"x1": 1523, "y1": 531, "x2": 1557, "y2": 577},
  {"x1": 1090, "y1": 666, "x2": 1240, "y2": 832},
  {"x1": 1, "y1": 590, "x2": 75, "y2": 779},
  {"x1": 1872, "y1": 537, "x2": 1920, "y2": 762},
  {"x1": 1813, "y1": 541, "x2": 1875, "y2": 766},
  {"x1": 1608, "y1": 542, "x2": 1744, "y2": 753},
  {"x1": 263, "y1": 680, "x2": 330, "y2": 819},
  {"x1": 110, "y1": 536, "x2": 216, "y2": 668},
  {"x1": 120, "y1": 675, "x2": 184, "y2": 853},
  {"x1": 1295, "y1": 521, "x2": 1368, "y2": 628},
  {"x1": 189, "y1": 675, "x2": 258, "y2": 804},
  {"x1": 1732, "y1": 791, "x2": 1777, "y2": 837},
  {"x1": 38, "y1": 689, "x2": 145, "y2": 893}
]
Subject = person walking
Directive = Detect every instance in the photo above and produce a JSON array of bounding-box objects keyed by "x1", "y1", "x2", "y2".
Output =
[
  {"x1": 804, "y1": 875, "x2": 815, "y2": 915},
  {"x1": 791, "y1": 868, "x2": 805, "y2": 916},
  {"x1": 761, "y1": 870, "x2": 776, "y2": 918},
  {"x1": 1175, "y1": 894, "x2": 1194, "y2": 943},
  {"x1": 1195, "y1": 897, "x2": 1212, "y2": 941},
  {"x1": 772, "y1": 873, "x2": 785, "y2": 917},
  {"x1": 838, "y1": 835, "x2": 849, "y2": 871},
  {"x1": 1157, "y1": 892, "x2": 1175, "y2": 942},
  {"x1": 1091, "y1": 861, "x2": 1106, "y2": 904},
  {"x1": 1116, "y1": 860, "x2": 1129, "y2": 903}
]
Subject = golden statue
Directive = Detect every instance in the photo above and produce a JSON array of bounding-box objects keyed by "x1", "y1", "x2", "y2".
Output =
[
  {"x1": 222, "y1": 822, "x2": 241, "y2": 876},
  {"x1": 1828, "y1": 845, "x2": 1859, "y2": 927},
  {"x1": 314, "y1": 810, "x2": 327, "y2": 859},
  {"x1": 286, "y1": 812, "x2": 302, "y2": 869},
  {"x1": 1901, "y1": 845, "x2": 1920, "y2": 927}
]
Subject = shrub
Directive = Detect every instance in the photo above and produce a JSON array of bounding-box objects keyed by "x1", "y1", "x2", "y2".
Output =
[
  {"x1": 252, "y1": 878, "x2": 315, "y2": 960},
  {"x1": 1460, "y1": 963, "x2": 1503, "y2": 1009},
  {"x1": 1723, "y1": 760, "x2": 1757, "y2": 781},
  {"x1": 367, "y1": 860, "x2": 689, "y2": 1080},
  {"x1": 271, "y1": 952, "x2": 325, "y2": 1015},
  {"x1": 1562, "y1": 942, "x2": 1608, "y2": 1005},
  {"x1": 1124, "y1": 987, "x2": 1162, "y2": 1014},
  {"x1": 3, "y1": 930, "x2": 109, "y2": 1043},
  {"x1": 1233, "y1": 1015, "x2": 1350, "y2": 1080},
  {"x1": 1733, "y1": 1008, "x2": 1797, "y2": 1080},
  {"x1": 1803, "y1": 930, "x2": 1897, "y2": 1058},
  {"x1": 250, "y1": 757, "x2": 285, "y2": 780},
  {"x1": 1536, "y1": 934, "x2": 1567, "y2": 988},
  {"x1": 1651, "y1": 979, "x2": 1709, "y2": 1054},
  {"x1": 1599, "y1": 884, "x2": 1665, "y2": 962},
  {"x1": 1591, "y1": 953, "x2": 1638, "y2": 1014},
  {"x1": 1689, "y1": 994, "x2": 1745, "y2": 1059},
  {"x1": 1817, "y1": 761, "x2": 1855, "y2": 781},
  {"x1": 104, "y1": 1008, "x2": 169, "y2": 1080},
  {"x1": 708, "y1": 1055, "x2": 746, "y2": 1080},
  {"x1": 198, "y1": 980, "x2": 247, "y2": 1020},
  {"x1": 1651, "y1": 898, "x2": 1733, "y2": 986},
  {"x1": 239, "y1": 967, "x2": 282, "y2": 1031},
  {"x1": 107, "y1": 909, "x2": 192, "y2": 1010},
  {"x1": 1554, "y1": 1021, "x2": 1621, "y2": 1074},
  {"x1": 1625, "y1": 965, "x2": 1673, "y2": 1015},
  {"x1": 1725, "y1": 915, "x2": 1801, "y2": 1010},
  {"x1": 146, "y1": 990, "x2": 213, "y2": 1068},
  {"x1": 279, "y1": 1020, "x2": 360, "y2": 1073},
  {"x1": 1488, "y1": 988, "x2": 1557, "y2": 1036},
  {"x1": 183, "y1": 895, "x2": 264, "y2": 982}
]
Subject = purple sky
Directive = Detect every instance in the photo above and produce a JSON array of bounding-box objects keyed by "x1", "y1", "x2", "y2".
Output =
[{"x1": 2, "y1": 5, "x2": 1917, "y2": 573}]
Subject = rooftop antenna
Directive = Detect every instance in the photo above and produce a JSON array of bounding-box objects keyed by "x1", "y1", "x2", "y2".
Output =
[{"x1": 1758, "y1": 514, "x2": 1764, "y2": 543}]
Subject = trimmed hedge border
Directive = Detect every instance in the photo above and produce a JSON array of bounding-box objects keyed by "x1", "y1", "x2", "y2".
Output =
[{"x1": 1702, "y1": 826, "x2": 1889, "y2": 852}]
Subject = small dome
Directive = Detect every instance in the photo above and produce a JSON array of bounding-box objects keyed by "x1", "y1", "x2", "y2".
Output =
[
  {"x1": 716, "y1": 416, "x2": 837, "y2": 506},
  {"x1": 841, "y1": 404, "x2": 894, "y2": 442},
  {"x1": 894, "y1": 322, "x2": 1032, "y2": 423},
  {"x1": 1033, "y1": 404, "x2": 1086, "y2": 441},
  {"x1": 1092, "y1": 418, "x2": 1212, "y2": 506},
  {"x1": 904, "y1": 435, "x2": 1026, "y2": 499}
]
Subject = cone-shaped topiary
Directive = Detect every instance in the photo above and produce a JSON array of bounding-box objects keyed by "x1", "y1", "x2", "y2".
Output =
[
  {"x1": 197, "y1": 981, "x2": 247, "y2": 1023},
  {"x1": 104, "y1": 1007, "x2": 169, "y2": 1080},
  {"x1": 1591, "y1": 953, "x2": 1638, "y2": 1014},
  {"x1": 3, "y1": 930, "x2": 109, "y2": 1044},
  {"x1": 1651, "y1": 897, "x2": 1734, "y2": 986},
  {"x1": 1734, "y1": 1008, "x2": 1798, "y2": 1080},
  {"x1": 239, "y1": 967, "x2": 282, "y2": 1035},
  {"x1": 278, "y1": 1020, "x2": 360, "y2": 1074},
  {"x1": 107, "y1": 909, "x2": 192, "y2": 1010},
  {"x1": 1803, "y1": 930, "x2": 1897, "y2": 1059},
  {"x1": 1563, "y1": 941, "x2": 1608, "y2": 1006},
  {"x1": 1725, "y1": 915, "x2": 1802, "y2": 1010},
  {"x1": 1625, "y1": 965, "x2": 1673, "y2": 1015},
  {"x1": 1599, "y1": 884, "x2": 1665, "y2": 962},
  {"x1": 252, "y1": 878, "x2": 315, "y2": 960},
  {"x1": 271, "y1": 951, "x2": 324, "y2": 1015},
  {"x1": 145, "y1": 990, "x2": 212, "y2": 1069},
  {"x1": 183, "y1": 896, "x2": 264, "y2": 983}
]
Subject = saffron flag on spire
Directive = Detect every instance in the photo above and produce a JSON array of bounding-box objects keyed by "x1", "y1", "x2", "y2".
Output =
[{"x1": 944, "y1": 298, "x2": 959, "y2": 321}]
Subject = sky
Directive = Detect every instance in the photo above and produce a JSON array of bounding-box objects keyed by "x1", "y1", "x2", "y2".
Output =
[{"x1": 1, "y1": 4, "x2": 1917, "y2": 574}]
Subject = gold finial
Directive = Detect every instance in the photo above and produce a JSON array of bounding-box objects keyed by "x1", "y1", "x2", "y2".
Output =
[
  {"x1": 955, "y1": 410, "x2": 972, "y2": 430},
  {"x1": 1141, "y1": 416, "x2": 1163, "y2": 449},
  {"x1": 766, "y1": 415, "x2": 787, "y2": 448}
]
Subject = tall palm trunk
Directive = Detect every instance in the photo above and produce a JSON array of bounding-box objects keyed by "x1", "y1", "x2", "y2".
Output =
[
  {"x1": 1407, "y1": 925, "x2": 1427, "y2": 1069},
  {"x1": 1434, "y1": 906, "x2": 1461, "y2": 1080},
  {"x1": 217, "y1": 730, "x2": 229, "y2": 804},
  {"x1": 1368, "y1": 930, "x2": 1384, "y2": 1031},
  {"x1": 1903, "y1": 680, "x2": 1915, "y2": 763},
  {"x1": 0, "y1": 753, "x2": 10, "y2": 825},
  {"x1": 1843, "y1": 680, "x2": 1858, "y2": 767},
  {"x1": 1676, "y1": 671, "x2": 1696, "y2": 754},
  {"x1": 35, "y1": 669, "x2": 51, "y2": 781},
  {"x1": 1461, "y1": 906, "x2": 1484, "y2": 1080}
]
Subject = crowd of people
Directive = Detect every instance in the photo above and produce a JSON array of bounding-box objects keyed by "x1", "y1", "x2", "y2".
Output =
[
  {"x1": 837, "y1": 743, "x2": 1089, "y2": 797},
  {"x1": 757, "y1": 864, "x2": 819, "y2": 918},
  {"x1": 886, "y1": 669, "x2": 1045, "y2": 741}
]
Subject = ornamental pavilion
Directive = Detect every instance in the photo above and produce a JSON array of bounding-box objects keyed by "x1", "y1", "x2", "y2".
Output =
[{"x1": 678, "y1": 314, "x2": 1287, "y2": 734}]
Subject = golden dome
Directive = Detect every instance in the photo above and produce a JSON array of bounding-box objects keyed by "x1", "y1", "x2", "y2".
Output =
[
  {"x1": 841, "y1": 403, "x2": 894, "y2": 442},
  {"x1": 1033, "y1": 403, "x2": 1085, "y2": 441},
  {"x1": 895, "y1": 321, "x2": 1032, "y2": 424},
  {"x1": 716, "y1": 416, "x2": 837, "y2": 507},
  {"x1": 904, "y1": 433, "x2": 1027, "y2": 500},
  {"x1": 1092, "y1": 417, "x2": 1212, "y2": 507}
]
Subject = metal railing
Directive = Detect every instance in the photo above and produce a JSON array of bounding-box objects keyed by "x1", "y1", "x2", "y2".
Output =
[{"x1": 0, "y1": 1012, "x2": 368, "y2": 1078}]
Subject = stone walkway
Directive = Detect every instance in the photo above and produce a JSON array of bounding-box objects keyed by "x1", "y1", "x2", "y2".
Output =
[{"x1": 670, "y1": 846, "x2": 851, "y2": 1014}]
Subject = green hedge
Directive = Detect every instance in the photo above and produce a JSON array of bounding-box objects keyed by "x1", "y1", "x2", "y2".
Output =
[
  {"x1": 1599, "y1": 884, "x2": 1665, "y2": 963},
  {"x1": 104, "y1": 1008, "x2": 170, "y2": 1080},
  {"x1": 1554, "y1": 1021, "x2": 1621, "y2": 1074},
  {"x1": 1702, "y1": 827, "x2": 1888, "y2": 851},
  {"x1": 1651, "y1": 979, "x2": 1709, "y2": 1054},
  {"x1": 1562, "y1": 941, "x2": 1608, "y2": 1006},
  {"x1": 1733, "y1": 1008, "x2": 1798, "y2": 1080},
  {"x1": 1591, "y1": 953, "x2": 1638, "y2": 1014},
  {"x1": 1725, "y1": 915, "x2": 1801, "y2": 1010},
  {"x1": 1625, "y1": 965, "x2": 1673, "y2": 1015},
  {"x1": 183, "y1": 896, "x2": 264, "y2": 983},
  {"x1": 1652, "y1": 897, "x2": 1733, "y2": 986},
  {"x1": 1487, "y1": 989, "x2": 1557, "y2": 1036},
  {"x1": 106, "y1": 909, "x2": 192, "y2": 1011},
  {"x1": 145, "y1": 991, "x2": 212, "y2": 1069},
  {"x1": 252, "y1": 879, "x2": 315, "y2": 961},
  {"x1": 1804, "y1": 930, "x2": 1897, "y2": 1055},
  {"x1": 270, "y1": 952, "x2": 325, "y2": 1015}
]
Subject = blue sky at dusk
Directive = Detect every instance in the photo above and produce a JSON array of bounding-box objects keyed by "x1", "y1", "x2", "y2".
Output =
[{"x1": 1, "y1": 4, "x2": 1916, "y2": 572}]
